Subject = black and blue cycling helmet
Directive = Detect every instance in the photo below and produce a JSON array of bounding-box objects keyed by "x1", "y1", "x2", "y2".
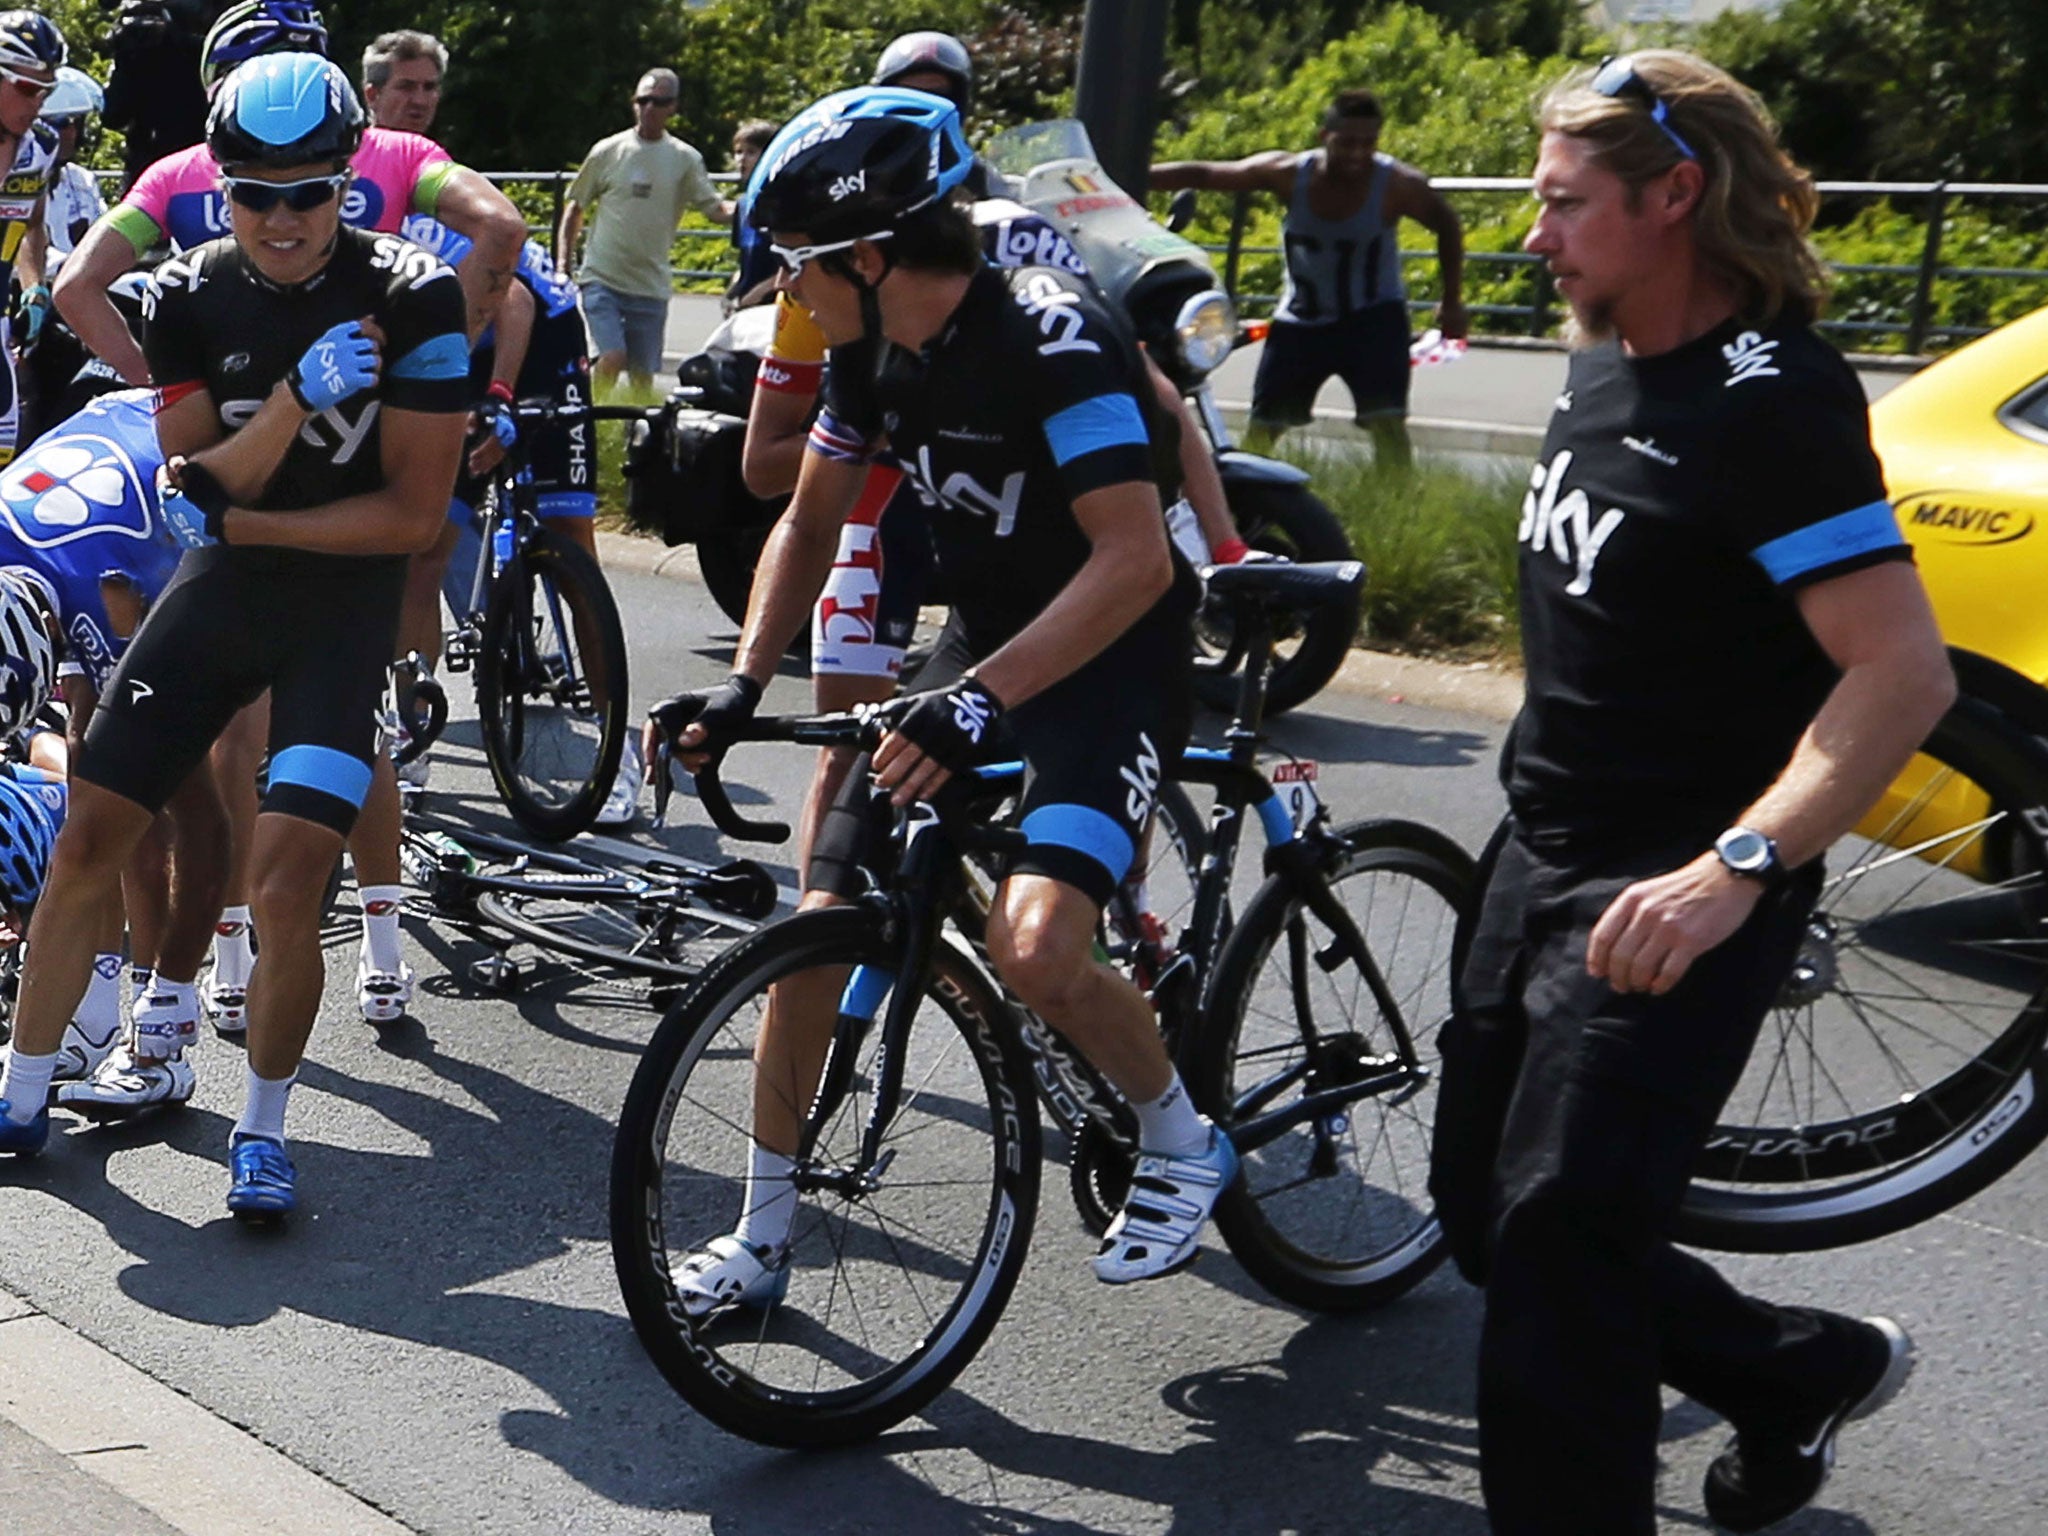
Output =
[
  {"x1": 0, "y1": 771, "x2": 58, "y2": 910},
  {"x1": 873, "y1": 31, "x2": 973, "y2": 112},
  {"x1": 0, "y1": 11, "x2": 64, "y2": 76},
  {"x1": 201, "y1": 1, "x2": 328, "y2": 97},
  {"x1": 749, "y1": 87, "x2": 974, "y2": 245},
  {"x1": 207, "y1": 52, "x2": 363, "y2": 171}
]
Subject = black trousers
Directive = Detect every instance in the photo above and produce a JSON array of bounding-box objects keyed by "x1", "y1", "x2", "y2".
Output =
[{"x1": 1430, "y1": 819, "x2": 1867, "y2": 1535}]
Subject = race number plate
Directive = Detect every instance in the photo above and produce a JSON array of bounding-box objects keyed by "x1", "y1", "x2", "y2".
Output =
[{"x1": 1271, "y1": 759, "x2": 1321, "y2": 832}]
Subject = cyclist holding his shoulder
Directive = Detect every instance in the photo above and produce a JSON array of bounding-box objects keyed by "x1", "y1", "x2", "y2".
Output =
[
  {"x1": 0, "y1": 56, "x2": 469, "y2": 1223},
  {"x1": 648, "y1": 90, "x2": 1235, "y2": 1311}
]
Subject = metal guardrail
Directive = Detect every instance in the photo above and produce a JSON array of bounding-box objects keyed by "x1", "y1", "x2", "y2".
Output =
[{"x1": 1211, "y1": 177, "x2": 2048, "y2": 356}]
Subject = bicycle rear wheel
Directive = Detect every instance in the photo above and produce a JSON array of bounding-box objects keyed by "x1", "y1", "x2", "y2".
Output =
[
  {"x1": 475, "y1": 880, "x2": 758, "y2": 988},
  {"x1": 1192, "y1": 818, "x2": 1474, "y2": 1311},
  {"x1": 610, "y1": 905, "x2": 1041, "y2": 1447},
  {"x1": 478, "y1": 531, "x2": 629, "y2": 841},
  {"x1": 1676, "y1": 699, "x2": 2048, "y2": 1253}
]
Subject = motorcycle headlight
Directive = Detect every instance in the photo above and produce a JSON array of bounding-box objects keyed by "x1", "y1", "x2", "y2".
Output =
[{"x1": 1173, "y1": 290, "x2": 1237, "y2": 379}]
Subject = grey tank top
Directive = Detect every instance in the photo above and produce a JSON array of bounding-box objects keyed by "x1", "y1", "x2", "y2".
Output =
[{"x1": 1273, "y1": 150, "x2": 1405, "y2": 326}]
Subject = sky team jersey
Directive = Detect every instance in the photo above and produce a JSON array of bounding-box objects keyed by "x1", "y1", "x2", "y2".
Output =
[
  {"x1": 398, "y1": 213, "x2": 578, "y2": 320},
  {"x1": 0, "y1": 123, "x2": 57, "y2": 287},
  {"x1": 142, "y1": 226, "x2": 470, "y2": 569},
  {"x1": 1505, "y1": 315, "x2": 1909, "y2": 840},
  {"x1": 818, "y1": 263, "x2": 1190, "y2": 656},
  {"x1": 108, "y1": 128, "x2": 458, "y2": 255},
  {"x1": 0, "y1": 390, "x2": 178, "y2": 691}
]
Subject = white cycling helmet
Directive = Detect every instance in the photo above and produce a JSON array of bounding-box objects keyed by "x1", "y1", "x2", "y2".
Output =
[
  {"x1": 38, "y1": 64, "x2": 101, "y2": 124},
  {"x1": 0, "y1": 566, "x2": 57, "y2": 735}
]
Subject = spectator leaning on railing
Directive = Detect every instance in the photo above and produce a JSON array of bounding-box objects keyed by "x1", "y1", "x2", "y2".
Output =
[{"x1": 556, "y1": 67, "x2": 733, "y2": 393}]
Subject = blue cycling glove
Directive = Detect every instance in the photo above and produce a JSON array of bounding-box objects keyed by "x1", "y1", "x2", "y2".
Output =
[
  {"x1": 479, "y1": 398, "x2": 518, "y2": 450},
  {"x1": 286, "y1": 320, "x2": 380, "y2": 414},
  {"x1": 155, "y1": 461, "x2": 230, "y2": 549},
  {"x1": 16, "y1": 285, "x2": 50, "y2": 347}
]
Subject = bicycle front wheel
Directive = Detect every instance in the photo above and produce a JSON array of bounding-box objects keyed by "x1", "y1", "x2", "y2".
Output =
[
  {"x1": 1192, "y1": 819, "x2": 1474, "y2": 1311},
  {"x1": 478, "y1": 531, "x2": 629, "y2": 841},
  {"x1": 474, "y1": 880, "x2": 757, "y2": 990},
  {"x1": 610, "y1": 905, "x2": 1041, "y2": 1448},
  {"x1": 1676, "y1": 699, "x2": 2048, "y2": 1253}
]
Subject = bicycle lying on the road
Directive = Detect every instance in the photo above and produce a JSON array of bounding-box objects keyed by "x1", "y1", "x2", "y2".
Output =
[{"x1": 609, "y1": 559, "x2": 1478, "y2": 1448}]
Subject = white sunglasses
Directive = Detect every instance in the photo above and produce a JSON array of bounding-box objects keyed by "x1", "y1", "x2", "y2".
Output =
[{"x1": 767, "y1": 229, "x2": 893, "y2": 276}]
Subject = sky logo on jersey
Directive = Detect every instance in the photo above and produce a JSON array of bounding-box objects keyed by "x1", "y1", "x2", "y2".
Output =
[
  {"x1": 1521, "y1": 448, "x2": 1626, "y2": 598},
  {"x1": 0, "y1": 436, "x2": 154, "y2": 549}
]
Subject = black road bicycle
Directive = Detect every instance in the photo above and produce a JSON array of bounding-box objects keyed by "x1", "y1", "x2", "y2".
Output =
[
  {"x1": 609, "y1": 561, "x2": 1477, "y2": 1447},
  {"x1": 412, "y1": 400, "x2": 653, "y2": 842}
]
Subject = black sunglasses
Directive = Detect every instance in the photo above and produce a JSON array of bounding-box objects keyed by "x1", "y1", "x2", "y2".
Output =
[
  {"x1": 635, "y1": 94, "x2": 678, "y2": 108},
  {"x1": 1590, "y1": 55, "x2": 1698, "y2": 163},
  {"x1": 223, "y1": 172, "x2": 350, "y2": 213}
]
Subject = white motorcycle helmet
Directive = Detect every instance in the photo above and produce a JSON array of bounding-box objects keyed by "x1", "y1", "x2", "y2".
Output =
[{"x1": 38, "y1": 64, "x2": 102, "y2": 127}]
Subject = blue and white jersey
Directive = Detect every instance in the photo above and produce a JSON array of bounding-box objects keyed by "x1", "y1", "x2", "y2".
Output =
[
  {"x1": 0, "y1": 390, "x2": 179, "y2": 692},
  {"x1": 399, "y1": 215, "x2": 580, "y2": 322}
]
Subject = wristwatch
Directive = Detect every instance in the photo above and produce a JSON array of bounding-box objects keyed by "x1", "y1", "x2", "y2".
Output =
[{"x1": 1714, "y1": 826, "x2": 1786, "y2": 889}]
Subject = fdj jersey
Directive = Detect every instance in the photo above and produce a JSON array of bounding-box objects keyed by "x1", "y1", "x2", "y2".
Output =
[
  {"x1": 819, "y1": 264, "x2": 1193, "y2": 657},
  {"x1": 142, "y1": 227, "x2": 471, "y2": 553},
  {"x1": 0, "y1": 389, "x2": 177, "y2": 690}
]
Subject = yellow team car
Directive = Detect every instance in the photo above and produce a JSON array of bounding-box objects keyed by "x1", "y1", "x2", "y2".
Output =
[{"x1": 1864, "y1": 306, "x2": 2048, "y2": 876}]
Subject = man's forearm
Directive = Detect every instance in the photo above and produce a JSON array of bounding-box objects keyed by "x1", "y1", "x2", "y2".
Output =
[
  {"x1": 731, "y1": 501, "x2": 843, "y2": 685},
  {"x1": 1737, "y1": 653, "x2": 1957, "y2": 869},
  {"x1": 1149, "y1": 162, "x2": 1207, "y2": 191},
  {"x1": 223, "y1": 489, "x2": 442, "y2": 557},
  {"x1": 54, "y1": 225, "x2": 152, "y2": 386},
  {"x1": 187, "y1": 384, "x2": 309, "y2": 503}
]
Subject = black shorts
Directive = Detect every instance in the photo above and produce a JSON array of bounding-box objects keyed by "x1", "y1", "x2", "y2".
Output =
[
  {"x1": 1251, "y1": 302, "x2": 1411, "y2": 429},
  {"x1": 76, "y1": 549, "x2": 404, "y2": 836},
  {"x1": 806, "y1": 613, "x2": 1193, "y2": 908},
  {"x1": 459, "y1": 307, "x2": 596, "y2": 520}
]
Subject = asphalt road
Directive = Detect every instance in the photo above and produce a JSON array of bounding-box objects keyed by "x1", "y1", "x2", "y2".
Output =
[{"x1": 1, "y1": 562, "x2": 2042, "y2": 1535}]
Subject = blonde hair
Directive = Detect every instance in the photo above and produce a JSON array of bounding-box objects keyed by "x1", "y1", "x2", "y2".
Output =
[{"x1": 1540, "y1": 50, "x2": 1828, "y2": 325}]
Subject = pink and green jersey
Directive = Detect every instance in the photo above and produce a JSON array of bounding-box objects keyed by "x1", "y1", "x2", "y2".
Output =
[{"x1": 105, "y1": 127, "x2": 461, "y2": 255}]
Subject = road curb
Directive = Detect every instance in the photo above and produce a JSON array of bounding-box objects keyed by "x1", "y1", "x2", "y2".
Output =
[
  {"x1": 0, "y1": 1286, "x2": 412, "y2": 1536},
  {"x1": 595, "y1": 530, "x2": 1524, "y2": 722}
]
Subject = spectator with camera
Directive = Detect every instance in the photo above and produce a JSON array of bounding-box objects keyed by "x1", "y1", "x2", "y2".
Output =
[{"x1": 100, "y1": 0, "x2": 219, "y2": 187}]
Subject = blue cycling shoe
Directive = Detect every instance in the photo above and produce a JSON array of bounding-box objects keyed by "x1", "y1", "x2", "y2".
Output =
[
  {"x1": 0, "y1": 1099, "x2": 49, "y2": 1157},
  {"x1": 226, "y1": 1133, "x2": 296, "y2": 1222}
]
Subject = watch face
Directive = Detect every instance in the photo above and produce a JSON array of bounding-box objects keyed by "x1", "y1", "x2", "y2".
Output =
[{"x1": 1719, "y1": 829, "x2": 1771, "y2": 872}]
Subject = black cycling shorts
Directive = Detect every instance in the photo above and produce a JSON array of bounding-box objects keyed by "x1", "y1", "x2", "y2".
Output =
[
  {"x1": 1251, "y1": 301, "x2": 1411, "y2": 429},
  {"x1": 806, "y1": 613, "x2": 1193, "y2": 908},
  {"x1": 77, "y1": 549, "x2": 404, "y2": 836},
  {"x1": 457, "y1": 307, "x2": 596, "y2": 520}
]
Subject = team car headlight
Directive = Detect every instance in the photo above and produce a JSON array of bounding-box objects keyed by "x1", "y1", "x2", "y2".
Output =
[{"x1": 1173, "y1": 290, "x2": 1238, "y2": 379}]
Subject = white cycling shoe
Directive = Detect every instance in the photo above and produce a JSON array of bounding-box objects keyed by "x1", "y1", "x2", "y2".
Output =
[
  {"x1": 56, "y1": 1046, "x2": 196, "y2": 1121},
  {"x1": 50, "y1": 1018, "x2": 121, "y2": 1087},
  {"x1": 673, "y1": 1234, "x2": 792, "y2": 1318},
  {"x1": 205, "y1": 973, "x2": 249, "y2": 1036},
  {"x1": 131, "y1": 988, "x2": 200, "y2": 1061},
  {"x1": 594, "y1": 743, "x2": 643, "y2": 828},
  {"x1": 1093, "y1": 1124, "x2": 1240, "y2": 1285},
  {"x1": 357, "y1": 952, "x2": 416, "y2": 1024}
]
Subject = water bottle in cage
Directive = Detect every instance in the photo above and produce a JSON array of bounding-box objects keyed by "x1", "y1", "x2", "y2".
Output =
[{"x1": 491, "y1": 515, "x2": 515, "y2": 574}]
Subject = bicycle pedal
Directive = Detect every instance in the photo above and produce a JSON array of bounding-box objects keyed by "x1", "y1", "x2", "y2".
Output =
[{"x1": 467, "y1": 953, "x2": 529, "y2": 995}]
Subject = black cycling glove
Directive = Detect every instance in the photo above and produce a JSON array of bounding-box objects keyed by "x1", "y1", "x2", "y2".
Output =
[
  {"x1": 880, "y1": 676, "x2": 1004, "y2": 776},
  {"x1": 648, "y1": 673, "x2": 763, "y2": 757}
]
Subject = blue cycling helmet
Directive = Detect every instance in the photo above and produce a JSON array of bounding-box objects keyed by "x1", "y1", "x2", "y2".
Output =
[
  {"x1": 0, "y1": 567, "x2": 56, "y2": 737},
  {"x1": 748, "y1": 87, "x2": 974, "y2": 245},
  {"x1": 0, "y1": 772, "x2": 58, "y2": 910},
  {"x1": 0, "y1": 11, "x2": 64, "y2": 76},
  {"x1": 201, "y1": 1, "x2": 328, "y2": 97},
  {"x1": 207, "y1": 52, "x2": 363, "y2": 172}
]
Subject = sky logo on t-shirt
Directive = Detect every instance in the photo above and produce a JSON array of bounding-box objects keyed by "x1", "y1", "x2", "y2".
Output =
[{"x1": 1520, "y1": 448, "x2": 1625, "y2": 598}]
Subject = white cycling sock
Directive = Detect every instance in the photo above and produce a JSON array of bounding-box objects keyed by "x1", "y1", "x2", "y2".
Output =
[
  {"x1": 734, "y1": 1145, "x2": 798, "y2": 1253},
  {"x1": 1132, "y1": 1071, "x2": 1211, "y2": 1157},
  {"x1": 74, "y1": 954, "x2": 124, "y2": 1040},
  {"x1": 212, "y1": 906, "x2": 255, "y2": 990},
  {"x1": 234, "y1": 1065, "x2": 295, "y2": 1145},
  {"x1": 359, "y1": 886, "x2": 406, "y2": 974},
  {"x1": 127, "y1": 963, "x2": 150, "y2": 1007},
  {"x1": 0, "y1": 1050, "x2": 56, "y2": 1122}
]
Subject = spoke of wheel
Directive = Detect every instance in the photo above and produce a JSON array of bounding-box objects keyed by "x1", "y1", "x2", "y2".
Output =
[
  {"x1": 1853, "y1": 815, "x2": 2006, "y2": 931},
  {"x1": 1828, "y1": 767, "x2": 1964, "y2": 890},
  {"x1": 1852, "y1": 945, "x2": 2014, "y2": 1050},
  {"x1": 866, "y1": 1205, "x2": 941, "y2": 1334},
  {"x1": 1836, "y1": 982, "x2": 1948, "y2": 1106}
]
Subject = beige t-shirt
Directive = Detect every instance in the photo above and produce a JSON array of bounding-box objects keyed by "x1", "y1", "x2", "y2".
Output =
[{"x1": 567, "y1": 129, "x2": 725, "y2": 300}]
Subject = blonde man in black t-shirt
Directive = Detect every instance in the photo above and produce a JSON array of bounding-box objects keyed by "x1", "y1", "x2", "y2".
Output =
[{"x1": 1427, "y1": 51, "x2": 1955, "y2": 1536}]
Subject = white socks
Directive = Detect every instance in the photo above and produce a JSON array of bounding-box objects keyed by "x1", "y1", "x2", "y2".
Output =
[
  {"x1": 142, "y1": 973, "x2": 198, "y2": 1012},
  {"x1": 212, "y1": 906, "x2": 254, "y2": 990},
  {"x1": 1132, "y1": 1071, "x2": 1211, "y2": 1158},
  {"x1": 234, "y1": 1064, "x2": 295, "y2": 1146},
  {"x1": 74, "y1": 954, "x2": 124, "y2": 1041},
  {"x1": 0, "y1": 1050, "x2": 54, "y2": 1122},
  {"x1": 735, "y1": 1144, "x2": 798, "y2": 1252},
  {"x1": 359, "y1": 886, "x2": 405, "y2": 974}
]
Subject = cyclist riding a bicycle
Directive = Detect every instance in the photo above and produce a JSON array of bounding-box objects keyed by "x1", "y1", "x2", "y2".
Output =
[
  {"x1": 649, "y1": 88, "x2": 1234, "y2": 1308},
  {"x1": 0, "y1": 55, "x2": 469, "y2": 1224}
]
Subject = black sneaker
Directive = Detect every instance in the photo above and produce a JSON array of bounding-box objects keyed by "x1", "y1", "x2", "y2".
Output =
[{"x1": 1702, "y1": 1315, "x2": 1915, "y2": 1533}]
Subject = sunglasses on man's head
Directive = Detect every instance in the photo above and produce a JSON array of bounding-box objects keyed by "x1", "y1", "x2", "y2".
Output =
[
  {"x1": 223, "y1": 172, "x2": 351, "y2": 214},
  {"x1": 1590, "y1": 55, "x2": 1698, "y2": 163}
]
